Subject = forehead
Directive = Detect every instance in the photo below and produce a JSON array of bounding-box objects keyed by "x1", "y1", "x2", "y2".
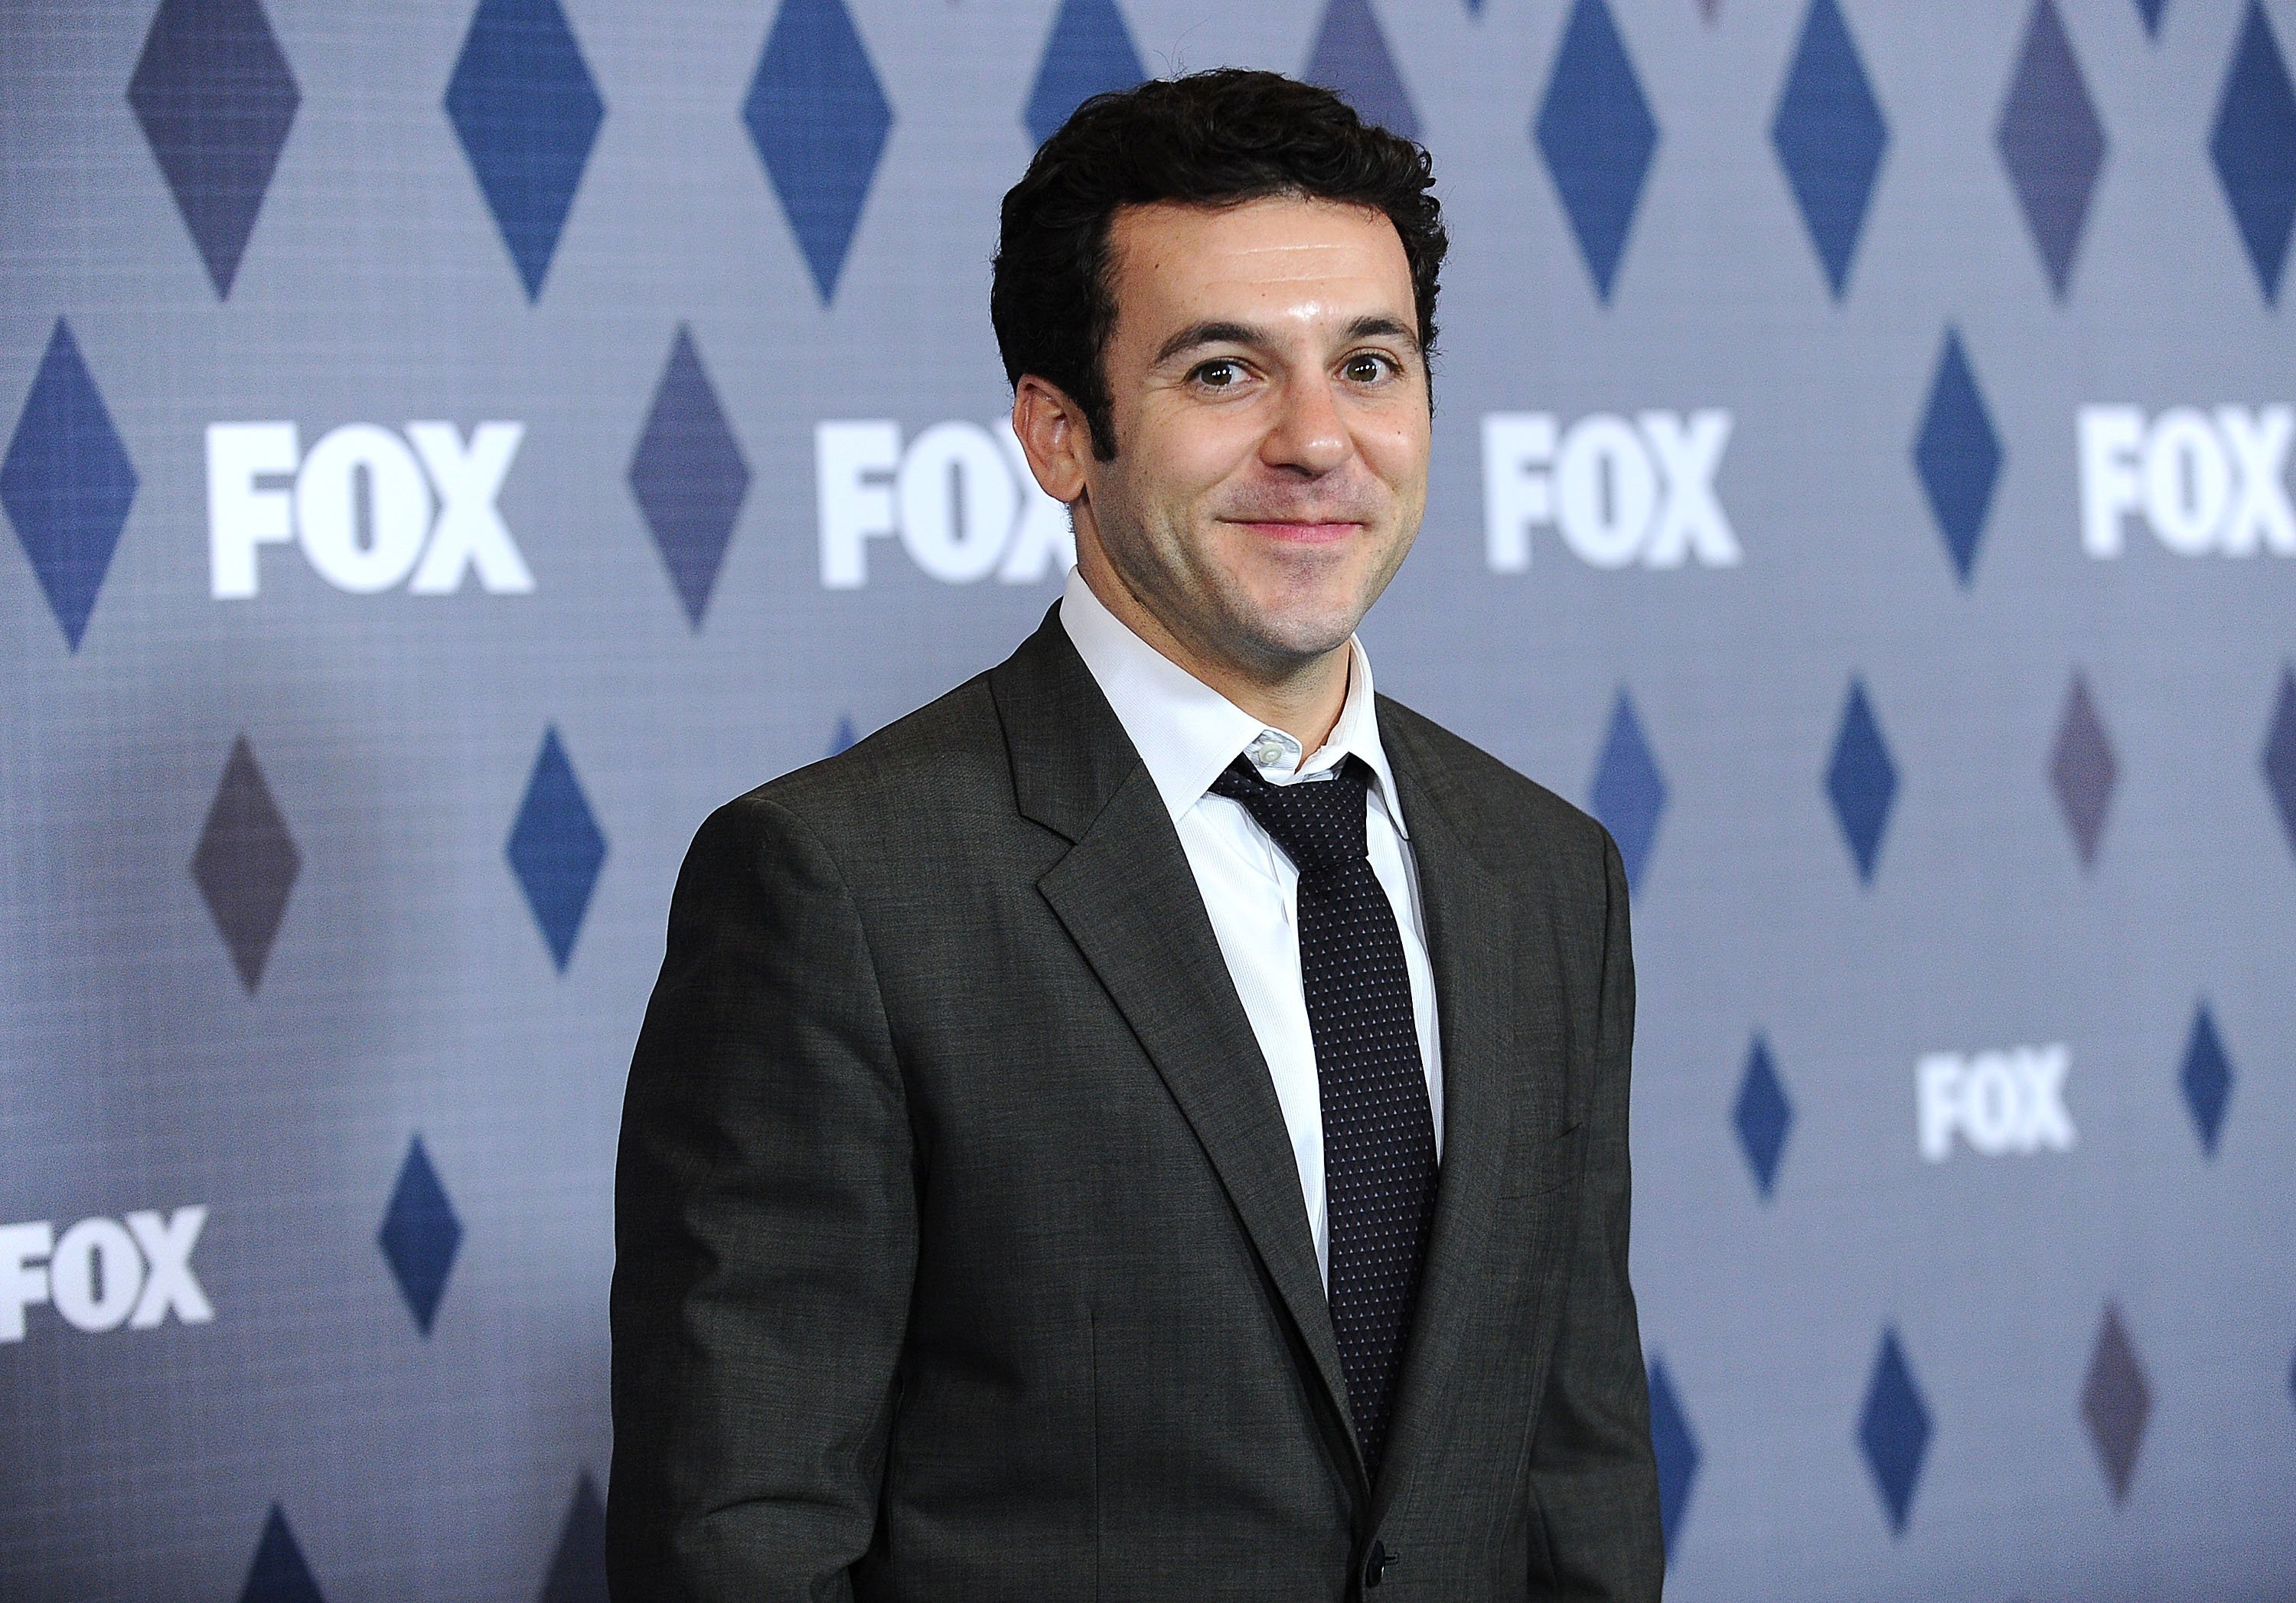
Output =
[{"x1": 1103, "y1": 196, "x2": 1414, "y2": 336}]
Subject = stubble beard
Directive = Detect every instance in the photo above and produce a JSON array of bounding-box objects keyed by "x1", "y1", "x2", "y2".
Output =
[{"x1": 1103, "y1": 492, "x2": 1416, "y2": 689}]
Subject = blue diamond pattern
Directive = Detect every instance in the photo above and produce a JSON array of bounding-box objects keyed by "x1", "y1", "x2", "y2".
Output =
[
  {"x1": 1827, "y1": 678, "x2": 1898, "y2": 885},
  {"x1": 2, "y1": 320, "x2": 138, "y2": 652},
  {"x1": 2180, "y1": 1002, "x2": 2233, "y2": 1158},
  {"x1": 191, "y1": 736, "x2": 302, "y2": 994},
  {"x1": 1913, "y1": 328, "x2": 2003, "y2": 586},
  {"x1": 1733, "y1": 1033, "x2": 1793, "y2": 1200},
  {"x1": 507, "y1": 726, "x2": 607, "y2": 971},
  {"x1": 1025, "y1": 0, "x2": 1146, "y2": 148},
  {"x1": 2213, "y1": 2, "x2": 2296, "y2": 302},
  {"x1": 1771, "y1": 0, "x2": 1887, "y2": 299},
  {"x1": 2080, "y1": 1301, "x2": 2151, "y2": 1505},
  {"x1": 1858, "y1": 1326, "x2": 1932, "y2": 1536},
  {"x1": 1590, "y1": 690, "x2": 1667, "y2": 891},
  {"x1": 540, "y1": 1473, "x2": 608, "y2": 1603},
  {"x1": 1304, "y1": 0, "x2": 1420, "y2": 142},
  {"x1": 378, "y1": 1136, "x2": 462, "y2": 1337},
  {"x1": 126, "y1": 0, "x2": 301, "y2": 299},
  {"x1": 629, "y1": 326, "x2": 749, "y2": 628},
  {"x1": 1645, "y1": 1354, "x2": 1700, "y2": 1561},
  {"x1": 2264, "y1": 665, "x2": 2296, "y2": 860},
  {"x1": 1535, "y1": 0, "x2": 1658, "y2": 302},
  {"x1": 2050, "y1": 671, "x2": 2118, "y2": 871},
  {"x1": 744, "y1": 0, "x2": 895, "y2": 304},
  {"x1": 445, "y1": 0, "x2": 605, "y2": 302},
  {"x1": 1997, "y1": 0, "x2": 2106, "y2": 299},
  {"x1": 239, "y1": 1504, "x2": 325, "y2": 1603}
]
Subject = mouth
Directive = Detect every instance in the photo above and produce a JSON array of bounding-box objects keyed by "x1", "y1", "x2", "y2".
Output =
[{"x1": 1221, "y1": 518, "x2": 1363, "y2": 545}]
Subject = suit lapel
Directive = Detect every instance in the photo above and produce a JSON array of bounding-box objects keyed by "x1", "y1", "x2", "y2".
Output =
[
  {"x1": 991, "y1": 614, "x2": 1361, "y2": 1469},
  {"x1": 1372, "y1": 712, "x2": 1535, "y2": 1516}
]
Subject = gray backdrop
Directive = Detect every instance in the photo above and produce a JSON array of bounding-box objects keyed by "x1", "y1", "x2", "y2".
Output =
[{"x1": 3, "y1": 0, "x2": 2292, "y2": 1597}]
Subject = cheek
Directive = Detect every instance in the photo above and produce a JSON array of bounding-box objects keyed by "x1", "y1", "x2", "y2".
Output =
[
  {"x1": 1133, "y1": 416, "x2": 1262, "y2": 520},
  {"x1": 1178, "y1": 408, "x2": 1270, "y2": 482},
  {"x1": 1358, "y1": 421, "x2": 1430, "y2": 504}
]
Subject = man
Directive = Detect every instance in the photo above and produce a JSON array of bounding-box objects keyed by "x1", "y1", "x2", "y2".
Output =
[{"x1": 609, "y1": 69, "x2": 1662, "y2": 1601}]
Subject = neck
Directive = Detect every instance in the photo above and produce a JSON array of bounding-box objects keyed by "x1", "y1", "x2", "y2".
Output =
[{"x1": 1078, "y1": 552, "x2": 1351, "y2": 759}]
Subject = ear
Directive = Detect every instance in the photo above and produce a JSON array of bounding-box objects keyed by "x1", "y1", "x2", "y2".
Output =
[{"x1": 1011, "y1": 376, "x2": 1092, "y2": 504}]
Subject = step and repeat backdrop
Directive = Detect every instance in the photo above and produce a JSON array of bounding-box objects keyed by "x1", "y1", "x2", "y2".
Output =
[{"x1": 5, "y1": 0, "x2": 2293, "y2": 1597}]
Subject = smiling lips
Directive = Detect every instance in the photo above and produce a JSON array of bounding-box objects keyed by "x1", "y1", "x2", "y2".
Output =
[{"x1": 1225, "y1": 517, "x2": 1364, "y2": 544}]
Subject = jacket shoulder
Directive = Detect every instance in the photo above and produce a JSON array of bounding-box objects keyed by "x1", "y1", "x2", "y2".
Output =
[
  {"x1": 1375, "y1": 695, "x2": 1615, "y2": 877},
  {"x1": 707, "y1": 672, "x2": 1013, "y2": 860}
]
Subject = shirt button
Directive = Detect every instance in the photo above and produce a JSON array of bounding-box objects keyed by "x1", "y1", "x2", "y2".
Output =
[{"x1": 1248, "y1": 734, "x2": 1288, "y2": 768}]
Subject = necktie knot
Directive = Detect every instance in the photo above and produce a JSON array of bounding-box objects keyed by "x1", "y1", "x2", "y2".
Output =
[{"x1": 1209, "y1": 754, "x2": 1371, "y2": 877}]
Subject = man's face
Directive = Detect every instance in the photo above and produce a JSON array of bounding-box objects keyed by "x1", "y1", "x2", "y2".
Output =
[{"x1": 1071, "y1": 195, "x2": 1431, "y2": 677}]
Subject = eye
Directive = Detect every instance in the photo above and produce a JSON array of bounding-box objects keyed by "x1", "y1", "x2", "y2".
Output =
[
  {"x1": 1342, "y1": 351, "x2": 1400, "y2": 384},
  {"x1": 1191, "y1": 358, "x2": 1248, "y2": 390}
]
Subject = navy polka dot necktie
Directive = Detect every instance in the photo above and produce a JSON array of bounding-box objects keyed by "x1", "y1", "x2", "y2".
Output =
[{"x1": 1210, "y1": 753, "x2": 1437, "y2": 1479}]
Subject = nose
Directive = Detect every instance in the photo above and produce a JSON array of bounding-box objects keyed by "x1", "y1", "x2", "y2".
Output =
[{"x1": 1260, "y1": 369, "x2": 1351, "y2": 478}]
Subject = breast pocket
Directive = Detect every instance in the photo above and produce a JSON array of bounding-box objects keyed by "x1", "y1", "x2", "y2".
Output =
[{"x1": 1500, "y1": 1121, "x2": 1581, "y2": 1198}]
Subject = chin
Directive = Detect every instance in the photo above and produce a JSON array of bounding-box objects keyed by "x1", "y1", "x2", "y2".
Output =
[
  {"x1": 1230, "y1": 604, "x2": 1360, "y2": 665},
  {"x1": 1237, "y1": 570, "x2": 1376, "y2": 651}
]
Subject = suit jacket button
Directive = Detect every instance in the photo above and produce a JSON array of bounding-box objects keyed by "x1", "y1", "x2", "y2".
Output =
[{"x1": 1362, "y1": 1539, "x2": 1391, "y2": 1588}]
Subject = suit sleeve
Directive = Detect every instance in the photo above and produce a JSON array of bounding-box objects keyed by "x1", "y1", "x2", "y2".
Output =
[
  {"x1": 608, "y1": 795, "x2": 916, "y2": 1602},
  {"x1": 1523, "y1": 829, "x2": 1665, "y2": 1601}
]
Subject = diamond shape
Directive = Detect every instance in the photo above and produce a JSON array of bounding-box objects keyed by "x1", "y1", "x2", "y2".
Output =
[
  {"x1": 1858, "y1": 1326, "x2": 1932, "y2": 1536},
  {"x1": 1645, "y1": 1354, "x2": 1700, "y2": 1561},
  {"x1": 2080, "y1": 1301, "x2": 2151, "y2": 1505},
  {"x1": 378, "y1": 1135, "x2": 462, "y2": 1337},
  {"x1": 445, "y1": 0, "x2": 605, "y2": 302},
  {"x1": 1589, "y1": 690, "x2": 1667, "y2": 891},
  {"x1": 1733, "y1": 1033, "x2": 1793, "y2": 1200},
  {"x1": 743, "y1": 0, "x2": 895, "y2": 304},
  {"x1": 1024, "y1": 0, "x2": 1146, "y2": 148},
  {"x1": 1771, "y1": 0, "x2": 1887, "y2": 298},
  {"x1": 126, "y1": 0, "x2": 301, "y2": 299},
  {"x1": 629, "y1": 326, "x2": 749, "y2": 628},
  {"x1": 2211, "y1": 2, "x2": 2296, "y2": 302},
  {"x1": 2180, "y1": 1001, "x2": 2233, "y2": 1158},
  {"x1": 1997, "y1": 1, "x2": 2106, "y2": 299},
  {"x1": 2, "y1": 320, "x2": 139, "y2": 653},
  {"x1": 2262, "y1": 664, "x2": 2296, "y2": 861},
  {"x1": 191, "y1": 736, "x2": 301, "y2": 994},
  {"x1": 2135, "y1": 0, "x2": 2169, "y2": 38},
  {"x1": 1826, "y1": 678, "x2": 1898, "y2": 885},
  {"x1": 539, "y1": 1472, "x2": 607, "y2": 1603},
  {"x1": 1534, "y1": 0, "x2": 1658, "y2": 302},
  {"x1": 1304, "y1": 0, "x2": 1420, "y2": 141},
  {"x1": 239, "y1": 1504, "x2": 324, "y2": 1603},
  {"x1": 2050, "y1": 671, "x2": 2118, "y2": 870},
  {"x1": 1913, "y1": 328, "x2": 2003, "y2": 586},
  {"x1": 507, "y1": 726, "x2": 606, "y2": 972}
]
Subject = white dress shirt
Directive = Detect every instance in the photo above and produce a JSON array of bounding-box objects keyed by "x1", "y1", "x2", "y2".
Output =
[{"x1": 1060, "y1": 568, "x2": 1443, "y2": 1284}]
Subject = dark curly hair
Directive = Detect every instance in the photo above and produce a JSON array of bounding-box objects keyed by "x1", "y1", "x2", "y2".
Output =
[{"x1": 991, "y1": 69, "x2": 1446, "y2": 461}]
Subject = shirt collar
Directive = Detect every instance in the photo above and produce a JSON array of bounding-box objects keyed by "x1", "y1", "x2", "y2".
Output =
[{"x1": 1058, "y1": 566, "x2": 1408, "y2": 837}]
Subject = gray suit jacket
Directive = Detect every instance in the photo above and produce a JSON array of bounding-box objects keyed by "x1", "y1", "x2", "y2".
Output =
[{"x1": 608, "y1": 610, "x2": 1663, "y2": 1601}]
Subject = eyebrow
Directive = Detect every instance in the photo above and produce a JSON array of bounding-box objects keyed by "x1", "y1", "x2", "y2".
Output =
[
  {"x1": 1342, "y1": 315, "x2": 1421, "y2": 353},
  {"x1": 1150, "y1": 314, "x2": 1422, "y2": 368},
  {"x1": 1152, "y1": 320, "x2": 1264, "y2": 367}
]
